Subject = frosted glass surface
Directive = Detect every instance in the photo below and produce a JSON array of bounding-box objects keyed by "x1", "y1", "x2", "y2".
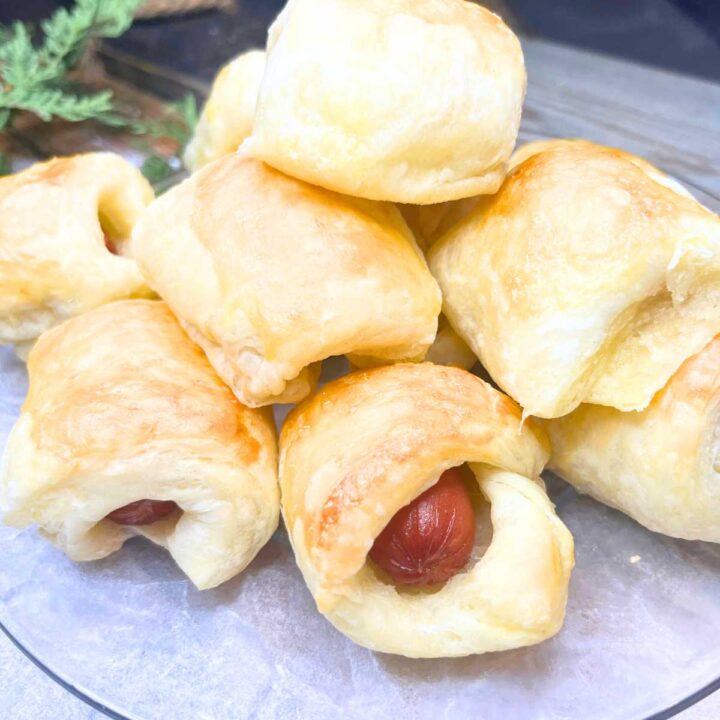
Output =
[{"x1": 1, "y1": 348, "x2": 719, "y2": 720}]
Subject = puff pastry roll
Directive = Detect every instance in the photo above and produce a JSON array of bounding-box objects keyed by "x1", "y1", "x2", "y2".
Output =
[
  {"x1": 183, "y1": 50, "x2": 265, "y2": 172},
  {"x1": 544, "y1": 336, "x2": 720, "y2": 542},
  {"x1": 279, "y1": 363, "x2": 574, "y2": 658},
  {"x1": 0, "y1": 152, "x2": 154, "y2": 356},
  {"x1": 429, "y1": 139, "x2": 720, "y2": 419},
  {"x1": 245, "y1": 0, "x2": 526, "y2": 204},
  {"x1": 132, "y1": 153, "x2": 441, "y2": 407},
  {"x1": 0, "y1": 300, "x2": 279, "y2": 590}
]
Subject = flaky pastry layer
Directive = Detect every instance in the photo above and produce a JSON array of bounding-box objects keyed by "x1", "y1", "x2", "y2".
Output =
[
  {"x1": 183, "y1": 50, "x2": 266, "y2": 172},
  {"x1": 245, "y1": 0, "x2": 525, "y2": 204},
  {"x1": 0, "y1": 153, "x2": 154, "y2": 350},
  {"x1": 430, "y1": 139, "x2": 720, "y2": 418},
  {"x1": 133, "y1": 154, "x2": 441, "y2": 407},
  {"x1": 279, "y1": 363, "x2": 573, "y2": 657},
  {"x1": 0, "y1": 300, "x2": 279, "y2": 589},
  {"x1": 544, "y1": 335, "x2": 720, "y2": 541}
]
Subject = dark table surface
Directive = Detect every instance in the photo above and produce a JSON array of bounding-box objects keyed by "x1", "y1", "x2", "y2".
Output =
[{"x1": 2, "y1": 0, "x2": 720, "y2": 84}]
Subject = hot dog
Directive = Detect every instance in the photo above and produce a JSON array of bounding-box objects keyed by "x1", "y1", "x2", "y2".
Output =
[
  {"x1": 106, "y1": 499, "x2": 179, "y2": 526},
  {"x1": 369, "y1": 467, "x2": 475, "y2": 587},
  {"x1": 104, "y1": 233, "x2": 117, "y2": 255}
]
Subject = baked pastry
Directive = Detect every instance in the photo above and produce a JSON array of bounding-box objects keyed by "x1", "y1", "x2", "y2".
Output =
[
  {"x1": 400, "y1": 198, "x2": 482, "y2": 253},
  {"x1": 423, "y1": 315, "x2": 476, "y2": 370},
  {"x1": 245, "y1": 0, "x2": 525, "y2": 204},
  {"x1": 544, "y1": 335, "x2": 720, "y2": 541},
  {"x1": 279, "y1": 363, "x2": 574, "y2": 658},
  {"x1": 0, "y1": 300, "x2": 279, "y2": 590},
  {"x1": 132, "y1": 153, "x2": 441, "y2": 407},
  {"x1": 509, "y1": 139, "x2": 700, "y2": 202},
  {"x1": 184, "y1": 50, "x2": 266, "y2": 172},
  {"x1": 400, "y1": 202, "x2": 480, "y2": 369},
  {"x1": 0, "y1": 153, "x2": 154, "y2": 357},
  {"x1": 429, "y1": 139, "x2": 720, "y2": 419}
]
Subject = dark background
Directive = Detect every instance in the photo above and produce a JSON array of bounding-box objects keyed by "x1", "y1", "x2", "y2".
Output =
[{"x1": 1, "y1": 0, "x2": 719, "y2": 84}]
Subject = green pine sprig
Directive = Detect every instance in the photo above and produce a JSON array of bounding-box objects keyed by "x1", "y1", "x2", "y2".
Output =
[
  {"x1": 0, "y1": 0, "x2": 141, "y2": 130},
  {"x1": 133, "y1": 94, "x2": 199, "y2": 146},
  {"x1": 0, "y1": 0, "x2": 198, "y2": 188}
]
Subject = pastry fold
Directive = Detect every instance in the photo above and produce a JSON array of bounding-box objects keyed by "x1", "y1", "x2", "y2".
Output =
[
  {"x1": 245, "y1": 0, "x2": 525, "y2": 204},
  {"x1": 0, "y1": 153, "x2": 154, "y2": 355},
  {"x1": 429, "y1": 139, "x2": 720, "y2": 419},
  {"x1": 423, "y1": 315, "x2": 476, "y2": 370},
  {"x1": 279, "y1": 363, "x2": 573, "y2": 658},
  {"x1": 183, "y1": 50, "x2": 266, "y2": 172},
  {"x1": 400, "y1": 198, "x2": 481, "y2": 253},
  {"x1": 132, "y1": 153, "x2": 441, "y2": 407},
  {"x1": 544, "y1": 335, "x2": 720, "y2": 542},
  {"x1": 399, "y1": 206, "x2": 477, "y2": 369},
  {"x1": 0, "y1": 300, "x2": 279, "y2": 590}
]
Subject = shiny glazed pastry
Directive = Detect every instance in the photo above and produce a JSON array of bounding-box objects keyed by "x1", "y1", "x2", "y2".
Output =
[
  {"x1": 183, "y1": 49, "x2": 266, "y2": 172},
  {"x1": 0, "y1": 300, "x2": 279, "y2": 590},
  {"x1": 0, "y1": 153, "x2": 154, "y2": 356},
  {"x1": 279, "y1": 363, "x2": 574, "y2": 658},
  {"x1": 245, "y1": 0, "x2": 525, "y2": 204},
  {"x1": 132, "y1": 153, "x2": 441, "y2": 408},
  {"x1": 429, "y1": 139, "x2": 720, "y2": 419},
  {"x1": 544, "y1": 335, "x2": 720, "y2": 541}
]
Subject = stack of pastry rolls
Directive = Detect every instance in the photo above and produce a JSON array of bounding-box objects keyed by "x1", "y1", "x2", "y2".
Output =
[
  {"x1": 429, "y1": 138, "x2": 720, "y2": 546},
  {"x1": 132, "y1": 0, "x2": 573, "y2": 658},
  {"x1": 3, "y1": 0, "x2": 717, "y2": 660}
]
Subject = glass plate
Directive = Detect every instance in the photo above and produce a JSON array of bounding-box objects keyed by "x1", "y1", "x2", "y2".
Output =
[{"x1": 2, "y1": 347, "x2": 720, "y2": 720}]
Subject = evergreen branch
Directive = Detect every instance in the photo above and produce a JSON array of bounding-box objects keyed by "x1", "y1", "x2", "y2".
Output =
[
  {"x1": 0, "y1": 23, "x2": 42, "y2": 88},
  {"x1": 38, "y1": 0, "x2": 141, "y2": 78},
  {"x1": 171, "y1": 94, "x2": 199, "y2": 139},
  {"x1": 136, "y1": 94, "x2": 199, "y2": 144},
  {"x1": 0, "y1": 86, "x2": 115, "y2": 122},
  {"x1": 0, "y1": 0, "x2": 196, "y2": 193},
  {"x1": 141, "y1": 155, "x2": 175, "y2": 185}
]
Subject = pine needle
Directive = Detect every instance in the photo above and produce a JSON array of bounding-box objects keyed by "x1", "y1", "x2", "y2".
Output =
[
  {"x1": 0, "y1": 0, "x2": 197, "y2": 189},
  {"x1": 0, "y1": 0, "x2": 143, "y2": 125}
]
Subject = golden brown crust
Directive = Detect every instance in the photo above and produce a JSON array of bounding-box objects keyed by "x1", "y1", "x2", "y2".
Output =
[
  {"x1": 245, "y1": 0, "x2": 525, "y2": 204},
  {"x1": 544, "y1": 335, "x2": 720, "y2": 541},
  {"x1": 279, "y1": 363, "x2": 573, "y2": 657},
  {"x1": 0, "y1": 153, "x2": 155, "y2": 350},
  {"x1": 429, "y1": 139, "x2": 720, "y2": 418},
  {"x1": 133, "y1": 154, "x2": 441, "y2": 407},
  {"x1": 509, "y1": 140, "x2": 701, "y2": 203},
  {"x1": 183, "y1": 50, "x2": 265, "y2": 172},
  {"x1": 0, "y1": 300, "x2": 279, "y2": 589}
]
